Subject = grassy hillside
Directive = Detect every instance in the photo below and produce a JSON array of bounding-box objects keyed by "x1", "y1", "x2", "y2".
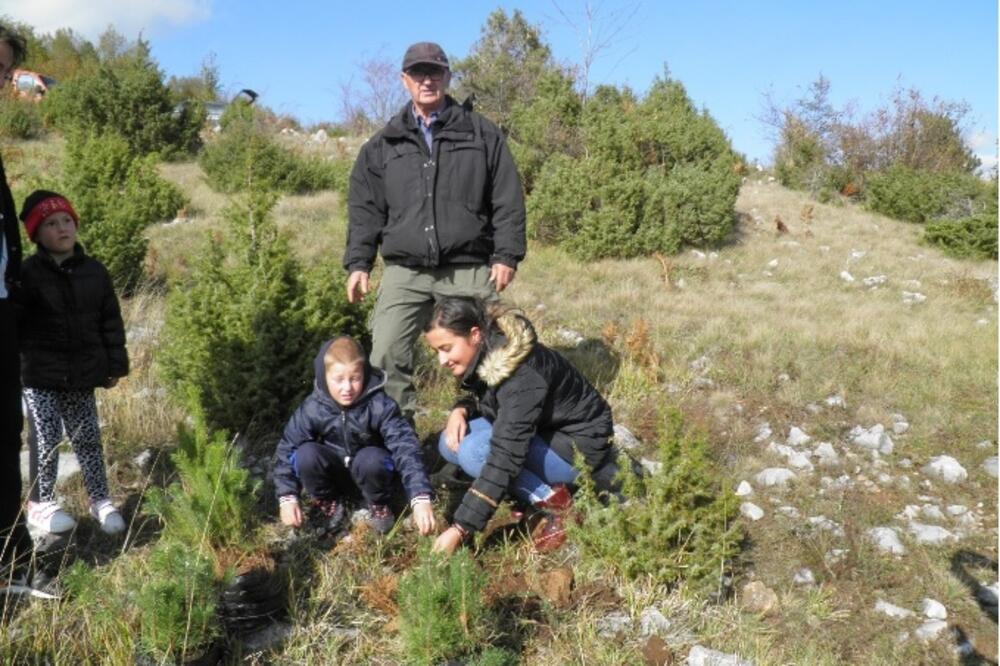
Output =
[{"x1": 1, "y1": 134, "x2": 996, "y2": 664}]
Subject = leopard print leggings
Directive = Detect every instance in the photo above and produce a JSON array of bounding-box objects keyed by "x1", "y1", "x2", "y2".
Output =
[{"x1": 23, "y1": 388, "x2": 111, "y2": 503}]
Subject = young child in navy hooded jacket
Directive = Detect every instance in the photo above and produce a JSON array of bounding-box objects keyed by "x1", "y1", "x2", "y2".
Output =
[{"x1": 272, "y1": 336, "x2": 435, "y2": 536}]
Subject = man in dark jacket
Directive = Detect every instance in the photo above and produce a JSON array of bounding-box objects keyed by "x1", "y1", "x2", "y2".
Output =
[
  {"x1": 0, "y1": 23, "x2": 36, "y2": 585},
  {"x1": 343, "y1": 41, "x2": 526, "y2": 418}
]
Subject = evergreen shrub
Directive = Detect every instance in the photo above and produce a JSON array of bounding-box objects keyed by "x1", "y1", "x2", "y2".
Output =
[
  {"x1": 135, "y1": 542, "x2": 218, "y2": 661},
  {"x1": 42, "y1": 41, "x2": 203, "y2": 158},
  {"x1": 569, "y1": 410, "x2": 742, "y2": 592},
  {"x1": 526, "y1": 76, "x2": 740, "y2": 259},
  {"x1": 62, "y1": 131, "x2": 187, "y2": 289},
  {"x1": 144, "y1": 412, "x2": 258, "y2": 558},
  {"x1": 159, "y1": 189, "x2": 368, "y2": 437},
  {"x1": 864, "y1": 165, "x2": 980, "y2": 224},
  {"x1": 0, "y1": 97, "x2": 43, "y2": 139},
  {"x1": 397, "y1": 546, "x2": 487, "y2": 665},
  {"x1": 199, "y1": 112, "x2": 348, "y2": 194}
]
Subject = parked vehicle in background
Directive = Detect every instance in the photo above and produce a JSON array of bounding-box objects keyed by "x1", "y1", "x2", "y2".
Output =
[{"x1": 12, "y1": 69, "x2": 56, "y2": 100}]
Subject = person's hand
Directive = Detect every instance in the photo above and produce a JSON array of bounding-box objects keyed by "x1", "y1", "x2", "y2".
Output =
[
  {"x1": 432, "y1": 525, "x2": 466, "y2": 554},
  {"x1": 443, "y1": 407, "x2": 468, "y2": 453},
  {"x1": 489, "y1": 263, "x2": 516, "y2": 293},
  {"x1": 279, "y1": 499, "x2": 303, "y2": 527},
  {"x1": 346, "y1": 271, "x2": 370, "y2": 304},
  {"x1": 104, "y1": 377, "x2": 119, "y2": 389},
  {"x1": 412, "y1": 502, "x2": 436, "y2": 536}
]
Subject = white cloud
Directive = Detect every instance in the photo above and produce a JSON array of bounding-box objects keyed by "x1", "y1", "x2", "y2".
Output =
[{"x1": 0, "y1": 0, "x2": 212, "y2": 38}]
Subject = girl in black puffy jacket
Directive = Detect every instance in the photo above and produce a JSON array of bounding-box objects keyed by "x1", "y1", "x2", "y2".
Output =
[
  {"x1": 15, "y1": 190, "x2": 129, "y2": 536},
  {"x1": 424, "y1": 296, "x2": 631, "y2": 554}
]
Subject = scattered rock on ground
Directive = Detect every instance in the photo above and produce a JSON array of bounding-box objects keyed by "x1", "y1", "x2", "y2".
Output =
[
  {"x1": 868, "y1": 527, "x2": 907, "y2": 555},
  {"x1": 597, "y1": 610, "x2": 632, "y2": 638},
  {"x1": 921, "y1": 598, "x2": 947, "y2": 620},
  {"x1": 754, "y1": 423, "x2": 772, "y2": 443},
  {"x1": 812, "y1": 442, "x2": 840, "y2": 466},
  {"x1": 914, "y1": 619, "x2": 948, "y2": 641},
  {"x1": 740, "y1": 502, "x2": 764, "y2": 521},
  {"x1": 735, "y1": 480, "x2": 753, "y2": 496},
  {"x1": 875, "y1": 600, "x2": 914, "y2": 618},
  {"x1": 786, "y1": 426, "x2": 811, "y2": 447},
  {"x1": 755, "y1": 468, "x2": 796, "y2": 488},
  {"x1": 908, "y1": 522, "x2": 956, "y2": 545},
  {"x1": 849, "y1": 424, "x2": 894, "y2": 454},
  {"x1": 981, "y1": 457, "x2": 998, "y2": 478},
  {"x1": 792, "y1": 568, "x2": 815, "y2": 585},
  {"x1": 613, "y1": 424, "x2": 642, "y2": 451},
  {"x1": 922, "y1": 455, "x2": 968, "y2": 484},
  {"x1": 640, "y1": 607, "x2": 672, "y2": 636},
  {"x1": 740, "y1": 581, "x2": 779, "y2": 616},
  {"x1": 686, "y1": 645, "x2": 754, "y2": 666}
]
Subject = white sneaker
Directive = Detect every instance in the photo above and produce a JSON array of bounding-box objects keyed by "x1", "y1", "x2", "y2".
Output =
[
  {"x1": 90, "y1": 499, "x2": 126, "y2": 535},
  {"x1": 26, "y1": 501, "x2": 77, "y2": 534}
]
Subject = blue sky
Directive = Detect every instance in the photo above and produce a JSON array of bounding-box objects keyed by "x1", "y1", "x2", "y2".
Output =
[{"x1": 3, "y1": 0, "x2": 997, "y2": 167}]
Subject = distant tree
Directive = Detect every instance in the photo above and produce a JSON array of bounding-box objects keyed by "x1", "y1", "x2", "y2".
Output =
[
  {"x1": 549, "y1": 0, "x2": 640, "y2": 99},
  {"x1": 168, "y1": 52, "x2": 222, "y2": 103},
  {"x1": 338, "y1": 53, "x2": 407, "y2": 134},
  {"x1": 452, "y1": 8, "x2": 562, "y2": 129}
]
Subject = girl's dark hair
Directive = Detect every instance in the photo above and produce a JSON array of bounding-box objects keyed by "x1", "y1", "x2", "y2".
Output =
[
  {"x1": 0, "y1": 24, "x2": 28, "y2": 67},
  {"x1": 425, "y1": 296, "x2": 491, "y2": 337}
]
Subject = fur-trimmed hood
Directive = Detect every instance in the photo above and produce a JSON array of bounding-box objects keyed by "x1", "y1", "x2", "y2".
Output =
[{"x1": 471, "y1": 314, "x2": 537, "y2": 387}]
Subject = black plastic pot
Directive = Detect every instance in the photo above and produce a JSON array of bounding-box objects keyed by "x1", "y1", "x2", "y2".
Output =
[{"x1": 216, "y1": 563, "x2": 289, "y2": 637}]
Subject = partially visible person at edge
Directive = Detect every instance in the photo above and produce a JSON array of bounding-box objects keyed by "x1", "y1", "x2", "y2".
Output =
[
  {"x1": 423, "y1": 296, "x2": 635, "y2": 555},
  {"x1": 0, "y1": 24, "x2": 39, "y2": 593},
  {"x1": 343, "y1": 41, "x2": 526, "y2": 421}
]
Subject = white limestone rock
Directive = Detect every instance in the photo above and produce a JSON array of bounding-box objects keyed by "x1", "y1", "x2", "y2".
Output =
[
  {"x1": 922, "y1": 455, "x2": 968, "y2": 484},
  {"x1": 868, "y1": 527, "x2": 906, "y2": 555},
  {"x1": 874, "y1": 600, "x2": 915, "y2": 618},
  {"x1": 921, "y1": 598, "x2": 947, "y2": 620},
  {"x1": 686, "y1": 645, "x2": 754, "y2": 666},
  {"x1": 639, "y1": 607, "x2": 672, "y2": 636},
  {"x1": 863, "y1": 275, "x2": 888, "y2": 288},
  {"x1": 908, "y1": 522, "x2": 957, "y2": 545},
  {"x1": 914, "y1": 619, "x2": 948, "y2": 641},
  {"x1": 792, "y1": 568, "x2": 815, "y2": 585},
  {"x1": 812, "y1": 442, "x2": 840, "y2": 466},
  {"x1": 920, "y1": 504, "x2": 946, "y2": 522},
  {"x1": 982, "y1": 456, "x2": 998, "y2": 478},
  {"x1": 808, "y1": 516, "x2": 845, "y2": 537},
  {"x1": 767, "y1": 442, "x2": 814, "y2": 472},
  {"x1": 776, "y1": 506, "x2": 800, "y2": 519},
  {"x1": 613, "y1": 424, "x2": 642, "y2": 451},
  {"x1": 849, "y1": 424, "x2": 894, "y2": 455},
  {"x1": 825, "y1": 394, "x2": 846, "y2": 408},
  {"x1": 754, "y1": 423, "x2": 772, "y2": 443},
  {"x1": 755, "y1": 468, "x2": 796, "y2": 488},
  {"x1": 839, "y1": 271, "x2": 855, "y2": 283},
  {"x1": 735, "y1": 480, "x2": 753, "y2": 497},
  {"x1": 901, "y1": 291, "x2": 927, "y2": 305},
  {"x1": 740, "y1": 502, "x2": 764, "y2": 521},
  {"x1": 786, "y1": 426, "x2": 812, "y2": 447}
]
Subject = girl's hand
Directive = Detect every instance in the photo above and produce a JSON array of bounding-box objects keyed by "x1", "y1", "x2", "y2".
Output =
[
  {"x1": 279, "y1": 500, "x2": 303, "y2": 527},
  {"x1": 412, "y1": 502, "x2": 436, "y2": 536},
  {"x1": 443, "y1": 408, "x2": 468, "y2": 453},
  {"x1": 432, "y1": 525, "x2": 466, "y2": 554}
]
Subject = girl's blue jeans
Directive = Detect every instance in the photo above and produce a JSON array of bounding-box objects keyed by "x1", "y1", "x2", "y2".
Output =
[{"x1": 438, "y1": 417, "x2": 578, "y2": 504}]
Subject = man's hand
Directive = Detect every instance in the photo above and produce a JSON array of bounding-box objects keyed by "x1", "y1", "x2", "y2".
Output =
[
  {"x1": 432, "y1": 525, "x2": 466, "y2": 554},
  {"x1": 347, "y1": 271, "x2": 370, "y2": 304},
  {"x1": 279, "y1": 499, "x2": 303, "y2": 527},
  {"x1": 443, "y1": 407, "x2": 468, "y2": 453},
  {"x1": 489, "y1": 263, "x2": 516, "y2": 293},
  {"x1": 412, "y1": 502, "x2": 437, "y2": 536}
]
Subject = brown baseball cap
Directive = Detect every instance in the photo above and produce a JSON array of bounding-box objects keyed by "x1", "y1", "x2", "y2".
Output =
[{"x1": 402, "y1": 42, "x2": 449, "y2": 71}]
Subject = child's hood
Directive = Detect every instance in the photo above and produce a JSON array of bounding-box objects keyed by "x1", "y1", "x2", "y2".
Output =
[{"x1": 312, "y1": 337, "x2": 386, "y2": 407}]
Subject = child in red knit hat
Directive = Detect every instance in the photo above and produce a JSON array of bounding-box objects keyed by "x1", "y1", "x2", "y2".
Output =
[{"x1": 15, "y1": 189, "x2": 129, "y2": 536}]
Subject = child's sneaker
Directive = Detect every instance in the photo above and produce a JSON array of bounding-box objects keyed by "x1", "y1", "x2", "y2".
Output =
[
  {"x1": 313, "y1": 498, "x2": 346, "y2": 533},
  {"x1": 26, "y1": 500, "x2": 77, "y2": 534},
  {"x1": 89, "y1": 499, "x2": 126, "y2": 535},
  {"x1": 368, "y1": 504, "x2": 395, "y2": 535}
]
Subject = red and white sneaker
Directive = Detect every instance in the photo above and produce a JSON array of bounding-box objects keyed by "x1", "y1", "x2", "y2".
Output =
[{"x1": 26, "y1": 500, "x2": 77, "y2": 534}]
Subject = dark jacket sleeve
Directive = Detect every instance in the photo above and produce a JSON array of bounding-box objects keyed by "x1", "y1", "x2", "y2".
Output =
[
  {"x1": 375, "y1": 394, "x2": 433, "y2": 500},
  {"x1": 453, "y1": 366, "x2": 548, "y2": 533},
  {"x1": 272, "y1": 400, "x2": 317, "y2": 499},
  {"x1": 485, "y1": 128, "x2": 526, "y2": 269},
  {"x1": 343, "y1": 141, "x2": 386, "y2": 273},
  {"x1": 98, "y1": 266, "x2": 129, "y2": 378}
]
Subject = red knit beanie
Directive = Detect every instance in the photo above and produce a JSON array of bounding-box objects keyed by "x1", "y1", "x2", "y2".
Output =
[{"x1": 20, "y1": 190, "x2": 79, "y2": 241}]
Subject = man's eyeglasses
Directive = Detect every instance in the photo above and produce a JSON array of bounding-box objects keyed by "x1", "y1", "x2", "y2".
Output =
[{"x1": 405, "y1": 66, "x2": 446, "y2": 82}]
